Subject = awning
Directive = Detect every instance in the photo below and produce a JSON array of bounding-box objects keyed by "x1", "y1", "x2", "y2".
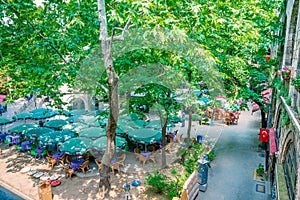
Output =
[
  {"x1": 0, "y1": 94, "x2": 6, "y2": 103},
  {"x1": 262, "y1": 88, "x2": 272, "y2": 104},
  {"x1": 269, "y1": 127, "x2": 277, "y2": 153}
]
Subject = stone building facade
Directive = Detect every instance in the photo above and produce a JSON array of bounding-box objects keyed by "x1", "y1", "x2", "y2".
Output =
[{"x1": 269, "y1": 0, "x2": 300, "y2": 199}]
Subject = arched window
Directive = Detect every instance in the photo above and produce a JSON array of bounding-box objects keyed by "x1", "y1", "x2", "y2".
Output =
[
  {"x1": 283, "y1": 141, "x2": 297, "y2": 199},
  {"x1": 69, "y1": 98, "x2": 85, "y2": 110}
]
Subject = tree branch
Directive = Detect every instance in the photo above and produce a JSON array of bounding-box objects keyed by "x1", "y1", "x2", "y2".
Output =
[
  {"x1": 112, "y1": 18, "x2": 135, "y2": 41},
  {"x1": 2, "y1": 0, "x2": 68, "y2": 64},
  {"x1": 98, "y1": 83, "x2": 109, "y2": 94}
]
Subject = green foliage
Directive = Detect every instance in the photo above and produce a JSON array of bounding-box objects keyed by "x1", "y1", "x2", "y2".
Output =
[
  {"x1": 291, "y1": 74, "x2": 300, "y2": 90},
  {"x1": 145, "y1": 169, "x2": 188, "y2": 199},
  {"x1": 145, "y1": 170, "x2": 169, "y2": 194},
  {"x1": 272, "y1": 77, "x2": 282, "y2": 90},
  {"x1": 285, "y1": 97, "x2": 291, "y2": 106},
  {"x1": 256, "y1": 163, "x2": 264, "y2": 176},
  {"x1": 208, "y1": 149, "x2": 216, "y2": 161},
  {"x1": 170, "y1": 168, "x2": 177, "y2": 175},
  {"x1": 281, "y1": 110, "x2": 290, "y2": 126},
  {"x1": 203, "y1": 117, "x2": 209, "y2": 122},
  {"x1": 277, "y1": 83, "x2": 289, "y2": 98},
  {"x1": 181, "y1": 143, "x2": 206, "y2": 174},
  {"x1": 176, "y1": 146, "x2": 190, "y2": 163}
]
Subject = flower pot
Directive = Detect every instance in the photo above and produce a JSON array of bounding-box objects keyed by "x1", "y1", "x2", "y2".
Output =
[
  {"x1": 264, "y1": 55, "x2": 271, "y2": 62},
  {"x1": 282, "y1": 75, "x2": 291, "y2": 80}
]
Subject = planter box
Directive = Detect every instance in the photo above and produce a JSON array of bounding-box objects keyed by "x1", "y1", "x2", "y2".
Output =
[{"x1": 253, "y1": 171, "x2": 265, "y2": 183}]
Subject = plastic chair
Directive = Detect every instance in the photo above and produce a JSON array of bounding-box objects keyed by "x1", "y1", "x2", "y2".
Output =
[
  {"x1": 41, "y1": 149, "x2": 48, "y2": 158},
  {"x1": 15, "y1": 145, "x2": 22, "y2": 154},
  {"x1": 30, "y1": 149, "x2": 38, "y2": 158}
]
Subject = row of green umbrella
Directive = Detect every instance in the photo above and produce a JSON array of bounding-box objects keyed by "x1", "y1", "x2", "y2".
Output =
[
  {"x1": 58, "y1": 136, "x2": 127, "y2": 155},
  {"x1": 7, "y1": 123, "x2": 127, "y2": 155}
]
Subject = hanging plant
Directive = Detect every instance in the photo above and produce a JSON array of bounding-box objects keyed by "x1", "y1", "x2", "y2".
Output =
[
  {"x1": 291, "y1": 73, "x2": 300, "y2": 92},
  {"x1": 281, "y1": 110, "x2": 290, "y2": 126},
  {"x1": 281, "y1": 67, "x2": 292, "y2": 80}
]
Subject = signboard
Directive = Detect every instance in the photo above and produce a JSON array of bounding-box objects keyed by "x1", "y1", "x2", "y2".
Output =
[
  {"x1": 269, "y1": 127, "x2": 277, "y2": 153},
  {"x1": 259, "y1": 128, "x2": 269, "y2": 142}
]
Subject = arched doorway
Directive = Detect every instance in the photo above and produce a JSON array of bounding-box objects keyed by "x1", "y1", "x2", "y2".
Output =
[{"x1": 69, "y1": 98, "x2": 85, "y2": 110}]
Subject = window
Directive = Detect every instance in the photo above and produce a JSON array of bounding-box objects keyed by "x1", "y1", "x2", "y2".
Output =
[{"x1": 283, "y1": 142, "x2": 297, "y2": 200}]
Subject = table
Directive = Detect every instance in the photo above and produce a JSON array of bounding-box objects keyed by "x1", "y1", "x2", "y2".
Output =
[
  {"x1": 168, "y1": 133, "x2": 177, "y2": 141},
  {"x1": 35, "y1": 147, "x2": 46, "y2": 157},
  {"x1": 110, "y1": 158, "x2": 117, "y2": 165},
  {"x1": 0, "y1": 133, "x2": 7, "y2": 141},
  {"x1": 52, "y1": 152, "x2": 64, "y2": 161},
  {"x1": 21, "y1": 141, "x2": 32, "y2": 150},
  {"x1": 12, "y1": 135, "x2": 20, "y2": 144},
  {"x1": 140, "y1": 151, "x2": 152, "y2": 158},
  {"x1": 70, "y1": 158, "x2": 85, "y2": 170}
]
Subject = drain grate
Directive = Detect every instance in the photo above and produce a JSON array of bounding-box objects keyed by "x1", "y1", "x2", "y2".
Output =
[{"x1": 256, "y1": 184, "x2": 265, "y2": 193}]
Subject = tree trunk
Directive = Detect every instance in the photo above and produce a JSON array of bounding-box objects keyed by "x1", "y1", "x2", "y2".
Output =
[
  {"x1": 98, "y1": 0, "x2": 119, "y2": 197},
  {"x1": 261, "y1": 109, "x2": 267, "y2": 128},
  {"x1": 186, "y1": 109, "x2": 192, "y2": 148},
  {"x1": 161, "y1": 120, "x2": 167, "y2": 168}
]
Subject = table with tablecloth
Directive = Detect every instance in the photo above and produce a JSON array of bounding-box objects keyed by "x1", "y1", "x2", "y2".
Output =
[
  {"x1": 70, "y1": 158, "x2": 85, "y2": 170},
  {"x1": 52, "y1": 152, "x2": 65, "y2": 161},
  {"x1": 35, "y1": 147, "x2": 46, "y2": 157},
  {"x1": 140, "y1": 151, "x2": 152, "y2": 158},
  {"x1": 12, "y1": 135, "x2": 20, "y2": 144},
  {"x1": 21, "y1": 141, "x2": 33, "y2": 150},
  {"x1": 167, "y1": 133, "x2": 177, "y2": 141},
  {"x1": 0, "y1": 133, "x2": 7, "y2": 141}
]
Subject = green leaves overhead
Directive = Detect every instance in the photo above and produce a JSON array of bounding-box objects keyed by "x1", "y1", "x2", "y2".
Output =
[{"x1": 0, "y1": 0, "x2": 283, "y2": 110}]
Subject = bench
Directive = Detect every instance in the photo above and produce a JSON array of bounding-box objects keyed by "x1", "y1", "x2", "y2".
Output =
[{"x1": 180, "y1": 171, "x2": 199, "y2": 200}]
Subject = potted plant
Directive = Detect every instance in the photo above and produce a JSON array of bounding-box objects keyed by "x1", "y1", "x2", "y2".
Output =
[
  {"x1": 264, "y1": 55, "x2": 271, "y2": 62},
  {"x1": 292, "y1": 74, "x2": 300, "y2": 92},
  {"x1": 281, "y1": 67, "x2": 292, "y2": 80},
  {"x1": 255, "y1": 163, "x2": 264, "y2": 177}
]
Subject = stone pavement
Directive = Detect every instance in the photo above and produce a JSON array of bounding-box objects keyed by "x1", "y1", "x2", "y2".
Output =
[{"x1": 196, "y1": 111, "x2": 271, "y2": 200}]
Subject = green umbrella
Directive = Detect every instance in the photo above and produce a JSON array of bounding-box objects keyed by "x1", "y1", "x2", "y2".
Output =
[
  {"x1": 66, "y1": 115, "x2": 82, "y2": 123},
  {"x1": 59, "y1": 130, "x2": 77, "y2": 140},
  {"x1": 25, "y1": 127, "x2": 54, "y2": 139},
  {"x1": 127, "y1": 120, "x2": 149, "y2": 128},
  {"x1": 83, "y1": 117, "x2": 105, "y2": 127},
  {"x1": 12, "y1": 112, "x2": 33, "y2": 120},
  {"x1": 169, "y1": 115, "x2": 181, "y2": 123},
  {"x1": 91, "y1": 136, "x2": 127, "y2": 150},
  {"x1": 128, "y1": 128, "x2": 162, "y2": 144},
  {"x1": 8, "y1": 124, "x2": 38, "y2": 134},
  {"x1": 145, "y1": 120, "x2": 175, "y2": 129},
  {"x1": 30, "y1": 108, "x2": 51, "y2": 114},
  {"x1": 44, "y1": 119, "x2": 68, "y2": 129},
  {"x1": 63, "y1": 123, "x2": 88, "y2": 133},
  {"x1": 0, "y1": 118, "x2": 15, "y2": 125},
  {"x1": 116, "y1": 124, "x2": 134, "y2": 137},
  {"x1": 38, "y1": 130, "x2": 75, "y2": 145},
  {"x1": 58, "y1": 137, "x2": 92, "y2": 155},
  {"x1": 69, "y1": 109, "x2": 87, "y2": 116},
  {"x1": 78, "y1": 127, "x2": 106, "y2": 139},
  {"x1": 30, "y1": 111, "x2": 56, "y2": 120},
  {"x1": 145, "y1": 120, "x2": 162, "y2": 129},
  {"x1": 129, "y1": 113, "x2": 143, "y2": 121},
  {"x1": 56, "y1": 110, "x2": 71, "y2": 117},
  {"x1": 30, "y1": 108, "x2": 57, "y2": 119}
]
